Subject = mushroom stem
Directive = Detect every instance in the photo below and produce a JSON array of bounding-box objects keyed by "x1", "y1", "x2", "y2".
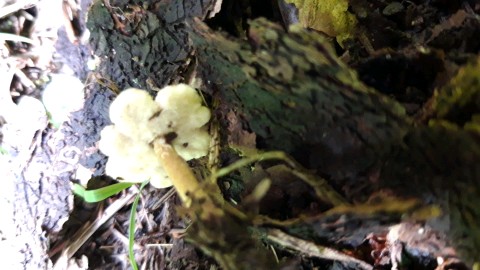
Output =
[{"x1": 153, "y1": 139, "x2": 220, "y2": 217}]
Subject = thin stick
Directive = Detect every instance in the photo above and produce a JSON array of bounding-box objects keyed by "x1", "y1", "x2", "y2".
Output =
[
  {"x1": 153, "y1": 139, "x2": 208, "y2": 205},
  {"x1": 0, "y1": 0, "x2": 36, "y2": 19},
  {"x1": 266, "y1": 228, "x2": 373, "y2": 270},
  {"x1": 153, "y1": 139, "x2": 221, "y2": 219},
  {"x1": 53, "y1": 191, "x2": 137, "y2": 270}
]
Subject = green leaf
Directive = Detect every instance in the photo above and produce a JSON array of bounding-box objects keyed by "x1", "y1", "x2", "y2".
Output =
[
  {"x1": 128, "y1": 180, "x2": 149, "y2": 270},
  {"x1": 73, "y1": 182, "x2": 137, "y2": 203}
]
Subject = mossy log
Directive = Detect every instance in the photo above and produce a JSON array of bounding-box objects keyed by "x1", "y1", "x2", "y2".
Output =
[
  {"x1": 85, "y1": 0, "x2": 480, "y2": 267},
  {"x1": 190, "y1": 18, "x2": 480, "y2": 266}
]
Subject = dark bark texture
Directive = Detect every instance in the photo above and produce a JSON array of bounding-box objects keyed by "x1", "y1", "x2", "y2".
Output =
[
  {"x1": 191, "y1": 18, "x2": 409, "y2": 183},
  {"x1": 9, "y1": 0, "x2": 219, "y2": 269},
  {"x1": 42, "y1": 0, "x2": 480, "y2": 268},
  {"x1": 85, "y1": 1, "x2": 480, "y2": 266},
  {"x1": 190, "y1": 18, "x2": 479, "y2": 266}
]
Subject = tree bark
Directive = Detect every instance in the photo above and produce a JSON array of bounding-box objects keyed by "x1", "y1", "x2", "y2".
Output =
[
  {"x1": 189, "y1": 17, "x2": 479, "y2": 266},
  {"x1": 80, "y1": 0, "x2": 480, "y2": 267}
]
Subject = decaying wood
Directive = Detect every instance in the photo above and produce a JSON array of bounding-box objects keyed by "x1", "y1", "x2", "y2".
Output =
[
  {"x1": 56, "y1": 0, "x2": 480, "y2": 268},
  {"x1": 189, "y1": 17, "x2": 479, "y2": 266}
]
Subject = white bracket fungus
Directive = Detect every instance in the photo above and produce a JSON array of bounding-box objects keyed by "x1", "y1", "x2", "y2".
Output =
[{"x1": 99, "y1": 84, "x2": 211, "y2": 190}]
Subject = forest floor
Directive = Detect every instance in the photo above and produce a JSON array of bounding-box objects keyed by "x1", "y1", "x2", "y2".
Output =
[{"x1": 0, "y1": 0, "x2": 479, "y2": 269}]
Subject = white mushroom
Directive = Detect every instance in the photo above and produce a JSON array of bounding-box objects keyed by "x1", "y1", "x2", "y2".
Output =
[{"x1": 98, "y1": 84, "x2": 212, "y2": 194}]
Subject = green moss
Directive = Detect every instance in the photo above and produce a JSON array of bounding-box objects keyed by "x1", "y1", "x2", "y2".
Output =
[
  {"x1": 285, "y1": 0, "x2": 357, "y2": 45},
  {"x1": 432, "y1": 57, "x2": 480, "y2": 132},
  {"x1": 465, "y1": 114, "x2": 480, "y2": 133}
]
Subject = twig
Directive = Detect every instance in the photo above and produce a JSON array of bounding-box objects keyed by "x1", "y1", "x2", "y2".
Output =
[
  {"x1": 266, "y1": 228, "x2": 373, "y2": 270},
  {"x1": 53, "y1": 190, "x2": 138, "y2": 270},
  {"x1": 0, "y1": 0, "x2": 37, "y2": 19}
]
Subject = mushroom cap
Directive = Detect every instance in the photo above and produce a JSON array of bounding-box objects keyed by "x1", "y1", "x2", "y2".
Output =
[
  {"x1": 155, "y1": 84, "x2": 202, "y2": 111},
  {"x1": 173, "y1": 128, "x2": 211, "y2": 160},
  {"x1": 99, "y1": 84, "x2": 211, "y2": 189},
  {"x1": 100, "y1": 125, "x2": 172, "y2": 188},
  {"x1": 105, "y1": 155, "x2": 172, "y2": 188},
  {"x1": 42, "y1": 74, "x2": 84, "y2": 125},
  {"x1": 155, "y1": 84, "x2": 211, "y2": 132},
  {"x1": 109, "y1": 88, "x2": 164, "y2": 143}
]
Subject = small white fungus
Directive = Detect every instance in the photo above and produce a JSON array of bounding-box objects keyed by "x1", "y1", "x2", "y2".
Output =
[{"x1": 98, "y1": 84, "x2": 211, "y2": 188}]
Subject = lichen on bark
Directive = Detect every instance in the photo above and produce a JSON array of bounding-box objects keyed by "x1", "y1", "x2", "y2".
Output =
[{"x1": 189, "y1": 18, "x2": 480, "y2": 266}]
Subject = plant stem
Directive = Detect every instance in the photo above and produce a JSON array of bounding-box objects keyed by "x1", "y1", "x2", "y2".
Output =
[{"x1": 153, "y1": 139, "x2": 221, "y2": 218}]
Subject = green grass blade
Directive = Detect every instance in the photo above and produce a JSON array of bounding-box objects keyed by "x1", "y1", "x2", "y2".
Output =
[
  {"x1": 0, "y1": 33, "x2": 35, "y2": 44},
  {"x1": 73, "y1": 182, "x2": 137, "y2": 203},
  {"x1": 128, "y1": 180, "x2": 149, "y2": 270}
]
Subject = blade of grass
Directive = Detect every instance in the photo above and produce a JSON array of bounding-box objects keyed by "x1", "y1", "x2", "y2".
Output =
[
  {"x1": 52, "y1": 191, "x2": 137, "y2": 269},
  {"x1": 128, "y1": 180, "x2": 149, "y2": 270},
  {"x1": 73, "y1": 182, "x2": 137, "y2": 203},
  {"x1": 0, "y1": 33, "x2": 36, "y2": 44}
]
